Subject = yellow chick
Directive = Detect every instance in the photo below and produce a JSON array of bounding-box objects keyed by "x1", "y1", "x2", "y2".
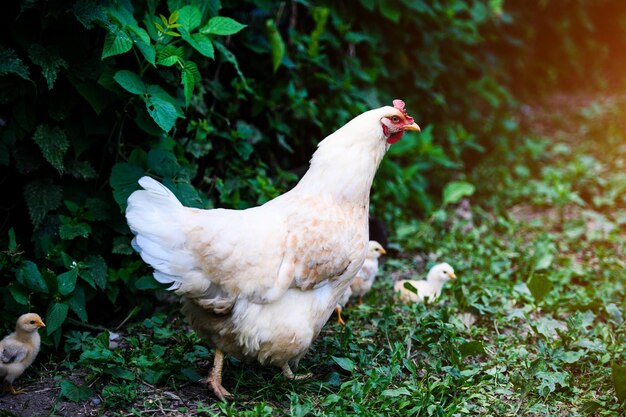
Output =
[
  {"x1": 350, "y1": 240, "x2": 386, "y2": 304},
  {"x1": 0, "y1": 313, "x2": 45, "y2": 395},
  {"x1": 394, "y1": 263, "x2": 456, "y2": 304}
]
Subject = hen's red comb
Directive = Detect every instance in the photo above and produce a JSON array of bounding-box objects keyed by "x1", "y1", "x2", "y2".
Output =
[{"x1": 392, "y1": 99, "x2": 414, "y2": 124}]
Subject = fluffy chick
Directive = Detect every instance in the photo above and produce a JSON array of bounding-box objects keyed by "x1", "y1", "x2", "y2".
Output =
[
  {"x1": 350, "y1": 240, "x2": 386, "y2": 304},
  {"x1": 0, "y1": 313, "x2": 45, "y2": 395},
  {"x1": 394, "y1": 263, "x2": 456, "y2": 304}
]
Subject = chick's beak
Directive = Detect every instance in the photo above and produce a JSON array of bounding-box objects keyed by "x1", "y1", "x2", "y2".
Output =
[
  {"x1": 449, "y1": 273, "x2": 457, "y2": 279},
  {"x1": 36, "y1": 320, "x2": 46, "y2": 328},
  {"x1": 404, "y1": 122, "x2": 421, "y2": 132},
  {"x1": 380, "y1": 248, "x2": 387, "y2": 255}
]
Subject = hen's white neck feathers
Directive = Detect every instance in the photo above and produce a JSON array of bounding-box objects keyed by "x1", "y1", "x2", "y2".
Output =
[{"x1": 293, "y1": 107, "x2": 392, "y2": 205}]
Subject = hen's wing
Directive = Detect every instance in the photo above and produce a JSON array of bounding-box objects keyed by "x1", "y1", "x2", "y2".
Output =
[{"x1": 127, "y1": 178, "x2": 366, "y2": 310}]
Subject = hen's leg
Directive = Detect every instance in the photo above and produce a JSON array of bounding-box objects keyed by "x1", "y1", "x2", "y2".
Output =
[
  {"x1": 358, "y1": 295, "x2": 363, "y2": 305},
  {"x1": 281, "y1": 363, "x2": 312, "y2": 380},
  {"x1": 4, "y1": 383, "x2": 25, "y2": 395},
  {"x1": 206, "y1": 349, "x2": 232, "y2": 401},
  {"x1": 335, "y1": 306, "x2": 346, "y2": 326}
]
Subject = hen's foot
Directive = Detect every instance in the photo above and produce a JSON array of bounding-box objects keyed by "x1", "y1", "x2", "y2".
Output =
[
  {"x1": 206, "y1": 349, "x2": 233, "y2": 401},
  {"x1": 281, "y1": 364, "x2": 312, "y2": 380},
  {"x1": 335, "y1": 306, "x2": 346, "y2": 326},
  {"x1": 358, "y1": 296, "x2": 363, "y2": 305}
]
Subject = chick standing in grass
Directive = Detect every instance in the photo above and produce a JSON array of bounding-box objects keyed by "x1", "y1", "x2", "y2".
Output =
[
  {"x1": 394, "y1": 263, "x2": 456, "y2": 304},
  {"x1": 0, "y1": 313, "x2": 45, "y2": 395},
  {"x1": 334, "y1": 241, "x2": 386, "y2": 325},
  {"x1": 351, "y1": 241, "x2": 386, "y2": 304}
]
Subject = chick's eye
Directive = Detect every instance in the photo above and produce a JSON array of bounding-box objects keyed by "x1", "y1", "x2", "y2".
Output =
[
  {"x1": 29, "y1": 320, "x2": 35, "y2": 324},
  {"x1": 391, "y1": 116, "x2": 401, "y2": 123}
]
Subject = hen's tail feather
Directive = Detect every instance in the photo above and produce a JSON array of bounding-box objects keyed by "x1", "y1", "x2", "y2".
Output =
[{"x1": 126, "y1": 176, "x2": 205, "y2": 294}]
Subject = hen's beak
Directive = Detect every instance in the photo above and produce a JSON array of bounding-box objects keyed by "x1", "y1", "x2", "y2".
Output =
[
  {"x1": 36, "y1": 320, "x2": 46, "y2": 328},
  {"x1": 380, "y1": 248, "x2": 387, "y2": 255},
  {"x1": 449, "y1": 273, "x2": 457, "y2": 279},
  {"x1": 404, "y1": 122, "x2": 421, "y2": 132}
]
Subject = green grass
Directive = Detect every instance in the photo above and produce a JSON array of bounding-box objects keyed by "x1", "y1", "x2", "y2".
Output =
[{"x1": 46, "y1": 94, "x2": 626, "y2": 416}]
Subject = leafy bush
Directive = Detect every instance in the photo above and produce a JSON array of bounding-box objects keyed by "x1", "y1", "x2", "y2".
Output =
[{"x1": 0, "y1": 0, "x2": 563, "y2": 343}]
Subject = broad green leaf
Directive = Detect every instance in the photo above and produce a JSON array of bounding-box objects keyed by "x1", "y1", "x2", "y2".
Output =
[
  {"x1": 331, "y1": 356, "x2": 355, "y2": 372},
  {"x1": 148, "y1": 149, "x2": 180, "y2": 177},
  {"x1": 379, "y1": 0, "x2": 401, "y2": 22},
  {"x1": 32, "y1": 124, "x2": 69, "y2": 173},
  {"x1": 69, "y1": 285, "x2": 88, "y2": 321},
  {"x1": 57, "y1": 269, "x2": 79, "y2": 296},
  {"x1": 23, "y1": 180, "x2": 63, "y2": 227},
  {"x1": 59, "y1": 380, "x2": 94, "y2": 402},
  {"x1": 527, "y1": 273, "x2": 553, "y2": 302},
  {"x1": 0, "y1": 47, "x2": 30, "y2": 80},
  {"x1": 110, "y1": 163, "x2": 145, "y2": 210},
  {"x1": 382, "y1": 387, "x2": 411, "y2": 397},
  {"x1": 135, "y1": 275, "x2": 164, "y2": 290},
  {"x1": 16, "y1": 261, "x2": 49, "y2": 294},
  {"x1": 613, "y1": 364, "x2": 626, "y2": 403},
  {"x1": 534, "y1": 316, "x2": 567, "y2": 339},
  {"x1": 201, "y1": 16, "x2": 246, "y2": 36},
  {"x1": 28, "y1": 44, "x2": 68, "y2": 89},
  {"x1": 182, "y1": 61, "x2": 199, "y2": 106},
  {"x1": 177, "y1": 5, "x2": 202, "y2": 31},
  {"x1": 46, "y1": 302, "x2": 69, "y2": 335},
  {"x1": 70, "y1": 160, "x2": 97, "y2": 180},
  {"x1": 72, "y1": 0, "x2": 107, "y2": 29},
  {"x1": 265, "y1": 19, "x2": 284, "y2": 72},
  {"x1": 128, "y1": 25, "x2": 156, "y2": 65},
  {"x1": 59, "y1": 218, "x2": 92, "y2": 240},
  {"x1": 536, "y1": 371, "x2": 569, "y2": 396},
  {"x1": 157, "y1": 46, "x2": 183, "y2": 66},
  {"x1": 144, "y1": 85, "x2": 181, "y2": 132},
  {"x1": 459, "y1": 341, "x2": 486, "y2": 357},
  {"x1": 181, "y1": 30, "x2": 215, "y2": 59},
  {"x1": 442, "y1": 181, "x2": 475, "y2": 205},
  {"x1": 114, "y1": 70, "x2": 146, "y2": 95},
  {"x1": 102, "y1": 26, "x2": 133, "y2": 59},
  {"x1": 9, "y1": 285, "x2": 29, "y2": 305}
]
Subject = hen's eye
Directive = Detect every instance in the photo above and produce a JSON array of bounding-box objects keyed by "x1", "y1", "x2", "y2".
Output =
[
  {"x1": 391, "y1": 116, "x2": 401, "y2": 123},
  {"x1": 29, "y1": 320, "x2": 35, "y2": 324}
]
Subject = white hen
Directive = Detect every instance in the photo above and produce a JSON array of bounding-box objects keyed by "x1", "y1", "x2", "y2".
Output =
[
  {"x1": 126, "y1": 100, "x2": 420, "y2": 399},
  {"x1": 394, "y1": 263, "x2": 456, "y2": 304}
]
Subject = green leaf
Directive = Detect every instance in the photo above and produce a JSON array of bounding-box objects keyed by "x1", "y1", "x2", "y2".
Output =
[
  {"x1": 381, "y1": 387, "x2": 411, "y2": 397},
  {"x1": 135, "y1": 275, "x2": 164, "y2": 290},
  {"x1": 265, "y1": 19, "x2": 285, "y2": 72},
  {"x1": 181, "y1": 30, "x2": 215, "y2": 59},
  {"x1": 144, "y1": 85, "x2": 181, "y2": 132},
  {"x1": 201, "y1": 16, "x2": 246, "y2": 36},
  {"x1": 110, "y1": 163, "x2": 145, "y2": 210},
  {"x1": 9, "y1": 285, "x2": 29, "y2": 305},
  {"x1": 59, "y1": 218, "x2": 92, "y2": 240},
  {"x1": 70, "y1": 160, "x2": 97, "y2": 180},
  {"x1": 613, "y1": 364, "x2": 626, "y2": 403},
  {"x1": 23, "y1": 180, "x2": 63, "y2": 227},
  {"x1": 459, "y1": 341, "x2": 486, "y2": 357},
  {"x1": 331, "y1": 356, "x2": 355, "y2": 372},
  {"x1": 442, "y1": 181, "x2": 475, "y2": 205},
  {"x1": 83, "y1": 255, "x2": 108, "y2": 290},
  {"x1": 379, "y1": 0, "x2": 401, "y2": 22},
  {"x1": 156, "y1": 46, "x2": 183, "y2": 66},
  {"x1": 16, "y1": 261, "x2": 49, "y2": 294},
  {"x1": 57, "y1": 269, "x2": 79, "y2": 296},
  {"x1": 534, "y1": 316, "x2": 567, "y2": 339},
  {"x1": 28, "y1": 44, "x2": 68, "y2": 89},
  {"x1": 536, "y1": 371, "x2": 569, "y2": 396},
  {"x1": 0, "y1": 47, "x2": 30, "y2": 80},
  {"x1": 69, "y1": 285, "x2": 88, "y2": 322},
  {"x1": 181, "y1": 61, "x2": 199, "y2": 106},
  {"x1": 148, "y1": 149, "x2": 180, "y2": 177},
  {"x1": 214, "y1": 41, "x2": 248, "y2": 89},
  {"x1": 32, "y1": 124, "x2": 69, "y2": 173},
  {"x1": 46, "y1": 302, "x2": 69, "y2": 335},
  {"x1": 177, "y1": 5, "x2": 202, "y2": 31},
  {"x1": 102, "y1": 26, "x2": 133, "y2": 59},
  {"x1": 72, "y1": 0, "x2": 107, "y2": 29},
  {"x1": 527, "y1": 273, "x2": 553, "y2": 302},
  {"x1": 114, "y1": 70, "x2": 146, "y2": 95},
  {"x1": 59, "y1": 379, "x2": 94, "y2": 402}
]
